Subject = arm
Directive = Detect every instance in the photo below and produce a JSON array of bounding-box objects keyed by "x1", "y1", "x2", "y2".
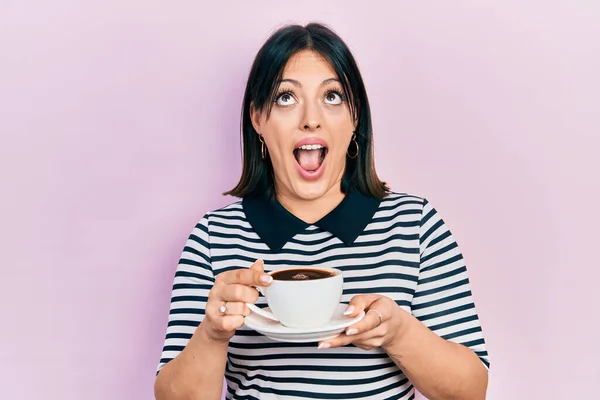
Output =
[
  {"x1": 154, "y1": 216, "x2": 226, "y2": 400},
  {"x1": 395, "y1": 199, "x2": 489, "y2": 399},
  {"x1": 325, "y1": 296, "x2": 488, "y2": 400},
  {"x1": 320, "y1": 199, "x2": 490, "y2": 399},
  {"x1": 155, "y1": 325, "x2": 228, "y2": 400},
  {"x1": 154, "y1": 216, "x2": 270, "y2": 400},
  {"x1": 385, "y1": 308, "x2": 488, "y2": 400}
]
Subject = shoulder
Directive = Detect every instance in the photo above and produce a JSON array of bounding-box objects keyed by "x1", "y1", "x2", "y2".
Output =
[
  {"x1": 190, "y1": 199, "x2": 253, "y2": 231},
  {"x1": 206, "y1": 199, "x2": 245, "y2": 218},
  {"x1": 380, "y1": 191, "x2": 427, "y2": 210},
  {"x1": 378, "y1": 192, "x2": 445, "y2": 226},
  {"x1": 193, "y1": 199, "x2": 245, "y2": 225},
  {"x1": 184, "y1": 200, "x2": 246, "y2": 239}
]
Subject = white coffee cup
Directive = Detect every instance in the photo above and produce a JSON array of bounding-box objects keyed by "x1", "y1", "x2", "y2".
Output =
[{"x1": 246, "y1": 267, "x2": 343, "y2": 328}]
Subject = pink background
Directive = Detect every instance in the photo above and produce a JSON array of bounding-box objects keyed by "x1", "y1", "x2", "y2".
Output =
[{"x1": 1, "y1": 1, "x2": 598, "y2": 399}]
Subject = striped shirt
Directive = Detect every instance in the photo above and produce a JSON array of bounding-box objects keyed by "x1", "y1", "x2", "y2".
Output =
[{"x1": 157, "y1": 191, "x2": 490, "y2": 399}]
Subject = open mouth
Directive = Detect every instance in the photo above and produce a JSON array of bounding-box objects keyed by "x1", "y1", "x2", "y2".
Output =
[{"x1": 293, "y1": 144, "x2": 328, "y2": 172}]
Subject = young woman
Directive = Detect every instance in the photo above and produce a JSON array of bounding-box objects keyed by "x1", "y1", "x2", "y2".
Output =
[{"x1": 154, "y1": 22, "x2": 489, "y2": 400}]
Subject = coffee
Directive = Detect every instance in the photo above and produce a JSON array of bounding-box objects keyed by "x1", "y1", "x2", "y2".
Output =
[{"x1": 271, "y1": 268, "x2": 335, "y2": 281}]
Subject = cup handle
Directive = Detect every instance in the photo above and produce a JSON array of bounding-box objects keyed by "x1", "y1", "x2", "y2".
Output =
[
  {"x1": 246, "y1": 303, "x2": 279, "y2": 322},
  {"x1": 246, "y1": 285, "x2": 279, "y2": 322}
]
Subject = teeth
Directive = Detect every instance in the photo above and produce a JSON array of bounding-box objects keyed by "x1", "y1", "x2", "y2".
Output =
[{"x1": 297, "y1": 144, "x2": 324, "y2": 150}]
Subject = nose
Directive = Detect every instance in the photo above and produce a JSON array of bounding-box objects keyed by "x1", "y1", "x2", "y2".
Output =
[
  {"x1": 301, "y1": 102, "x2": 321, "y2": 131},
  {"x1": 303, "y1": 120, "x2": 321, "y2": 131}
]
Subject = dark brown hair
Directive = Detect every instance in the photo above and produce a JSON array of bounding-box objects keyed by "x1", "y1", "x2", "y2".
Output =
[{"x1": 225, "y1": 23, "x2": 389, "y2": 199}]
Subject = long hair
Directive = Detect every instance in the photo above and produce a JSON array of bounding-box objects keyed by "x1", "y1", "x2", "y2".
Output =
[{"x1": 225, "y1": 23, "x2": 388, "y2": 199}]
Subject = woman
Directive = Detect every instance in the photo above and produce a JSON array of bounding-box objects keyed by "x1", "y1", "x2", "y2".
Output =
[{"x1": 154, "y1": 23, "x2": 489, "y2": 400}]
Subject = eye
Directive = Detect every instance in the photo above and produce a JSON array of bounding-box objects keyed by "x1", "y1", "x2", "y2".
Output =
[
  {"x1": 325, "y1": 91, "x2": 344, "y2": 105},
  {"x1": 275, "y1": 92, "x2": 297, "y2": 106}
]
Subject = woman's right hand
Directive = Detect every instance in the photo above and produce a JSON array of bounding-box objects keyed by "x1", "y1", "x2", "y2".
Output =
[{"x1": 201, "y1": 259, "x2": 272, "y2": 342}]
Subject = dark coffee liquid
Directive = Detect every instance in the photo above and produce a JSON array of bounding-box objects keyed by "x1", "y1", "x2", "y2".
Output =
[{"x1": 271, "y1": 268, "x2": 335, "y2": 281}]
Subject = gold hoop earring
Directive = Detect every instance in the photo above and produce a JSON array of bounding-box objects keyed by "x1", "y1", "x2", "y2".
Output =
[
  {"x1": 259, "y1": 135, "x2": 266, "y2": 160},
  {"x1": 347, "y1": 134, "x2": 359, "y2": 159}
]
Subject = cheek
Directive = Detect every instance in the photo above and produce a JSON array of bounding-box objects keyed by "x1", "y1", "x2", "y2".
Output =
[
  {"x1": 261, "y1": 124, "x2": 294, "y2": 163},
  {"x1": 324, "y1": 105, "x2": 353, "y2": 125},
  {"x1": 332, "y1": 133, "x2": 354, "y2": 159},
  {"x1": 323, "y1": 112, "x2": 354, "y2": 146}
]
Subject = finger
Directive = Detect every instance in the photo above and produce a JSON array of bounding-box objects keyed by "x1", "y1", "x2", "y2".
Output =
[
  {"x1": 220, "y1": 284, "x2": 260, "y2": 303},
  {"x1": 205, "y1": 300, "x2": 244, "y2": 327},
  {"x1": 344, "y1": 308, "x2": 384, "y2": 336},
  {"x1": 353, "y1": 336, "x2": 388, "y2": 351},
  {"x1": 249, "y1": 259, "x2": 266, "y2": 273},
  {"x1": 217, "y1": 260, "x2": 272, "y2": 286},
  {"x1": 318, "y1": 332, "x2": 358, "y2": 349},
  {"x1": 318, "y1": 324, "x2": 387, "y2": 349},
  {"x1": 354, "y1": 336, "x2": 386, "y2": 349},
  {"x1": 219, "y1": 301, "x2": 251, "y2": 317},
  {"x1": 343, "y1": 294, "x2": 381, "y2": 317},
  {"x1": 217, "y1": 315, "x2": 246, "y2": 332}
]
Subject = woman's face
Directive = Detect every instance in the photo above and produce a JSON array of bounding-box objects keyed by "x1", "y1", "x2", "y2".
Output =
[{"x1": 252, "y1": 50, "x2": 355, "y2": 202}]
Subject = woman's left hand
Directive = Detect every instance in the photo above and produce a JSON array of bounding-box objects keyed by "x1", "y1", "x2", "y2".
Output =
[{"x1": 318, "y1": 294, "x2": 407, "y2": 351}]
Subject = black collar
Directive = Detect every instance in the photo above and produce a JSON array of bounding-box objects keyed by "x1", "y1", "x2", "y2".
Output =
[{"x1": 242, "y1": 191, "x2": 381, "y2": 252}]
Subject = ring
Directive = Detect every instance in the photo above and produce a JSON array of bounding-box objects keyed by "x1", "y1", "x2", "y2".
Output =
[
  {"x1": 367, "y1": 308, "x2": 383, "y2": 326},
  {"x1": 219, "y1": 302, "x2": 227, "y2": 315}
]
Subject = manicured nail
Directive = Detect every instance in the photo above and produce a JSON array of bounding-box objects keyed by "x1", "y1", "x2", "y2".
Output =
[
  {"x1": 346, "y1": 328, "x2": 358, "y2": 336},
  {"x1": 260, "y1": 274, "x2": 273, "y2": 284},
  {"x1": 343, "y1": 305, "x2": 355, "y2": 315},
  {"x1": 318, "y1": 342, "x2": 331, "y2": 350}
]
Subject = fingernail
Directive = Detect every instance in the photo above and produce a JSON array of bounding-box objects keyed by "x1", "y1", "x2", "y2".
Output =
[
  {"x1": 260, "y1": 274, "x2": 273, "y2": 284},
  {"x1": 318, "y1": 343, "x2": 330, "y2": 350},
  {"x1": 343, "y1": 305, "x2": 355, "y2": 315},
  {"x1": 346, "y1": 328, "x2": 358, "y2": 336}
]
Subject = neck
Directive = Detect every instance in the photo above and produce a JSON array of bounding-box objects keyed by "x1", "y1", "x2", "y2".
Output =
[{"x1": 277, "y1": 185, "x2": 345, "y2": 224}]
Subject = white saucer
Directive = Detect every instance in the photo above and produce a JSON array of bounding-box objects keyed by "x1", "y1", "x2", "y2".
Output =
[{"x1": 244, "y1": 303, "x2": 365, "y2": 343}]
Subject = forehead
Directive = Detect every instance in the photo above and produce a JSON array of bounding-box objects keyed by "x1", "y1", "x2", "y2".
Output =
[{"x1": 282, "y1": 50, "x2": 338, "y2": 81}]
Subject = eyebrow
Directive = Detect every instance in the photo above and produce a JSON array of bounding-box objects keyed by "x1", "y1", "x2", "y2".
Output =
[{"x1": 278, "y1": 78, "x2": 341, "y2": 88}]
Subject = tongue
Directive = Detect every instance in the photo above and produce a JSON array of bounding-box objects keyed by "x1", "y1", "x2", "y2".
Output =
[{"x1": 296, "y1": 149, "x2": 321, "y2": 171}]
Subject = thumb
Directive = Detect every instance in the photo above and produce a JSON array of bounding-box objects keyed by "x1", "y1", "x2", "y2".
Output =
[
  {"x1": 249, "y1": 259, "x2": 265, "y2": 273},
  {"x1": 344, "y1": 294, "x2": 380, "y2": 317},
  {"x1": 249, "y1": 259, "x2": 271, "y2": 287}
]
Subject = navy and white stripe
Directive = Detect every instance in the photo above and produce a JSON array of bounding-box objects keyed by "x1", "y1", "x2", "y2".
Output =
[{"x1": 157, "y1": 193, "x2": 489, "y2": 399}]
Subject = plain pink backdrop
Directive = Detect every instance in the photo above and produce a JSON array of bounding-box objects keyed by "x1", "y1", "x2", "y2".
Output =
[{"x1": 1, "y1": 1, "x2": 598, "y2": 399}]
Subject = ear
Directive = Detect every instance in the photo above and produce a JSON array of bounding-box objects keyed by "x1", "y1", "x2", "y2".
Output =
[
  {"x1": 250, "y1": 102, "x2": 262, "y2": 135},
  {"x1": 352, "y1": 99, "x2": 361, "y2": 131}
]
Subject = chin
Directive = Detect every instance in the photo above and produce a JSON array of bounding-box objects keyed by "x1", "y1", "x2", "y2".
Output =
[{"x1": 288, "y1": 179, "x2": 338, "y2": 201}]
